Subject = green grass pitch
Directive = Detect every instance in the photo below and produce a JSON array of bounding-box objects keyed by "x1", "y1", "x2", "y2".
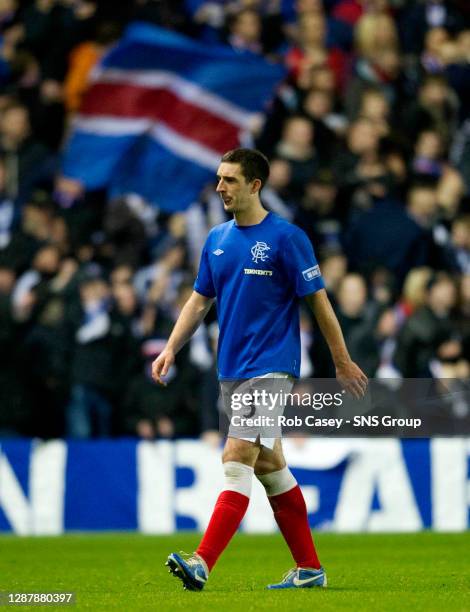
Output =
[{"x1": 1, "y1": 533, "x2": 469, "y2": 611}]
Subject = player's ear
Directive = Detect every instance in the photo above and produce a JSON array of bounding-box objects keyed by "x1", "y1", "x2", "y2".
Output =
[{"x1": 251, "y1": 178, "x2": 262, "y2": 194}]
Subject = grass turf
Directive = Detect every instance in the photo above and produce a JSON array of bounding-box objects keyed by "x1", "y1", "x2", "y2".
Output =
[{"x1": 0, "y1": 533, "x2": 469, "y2": 611}]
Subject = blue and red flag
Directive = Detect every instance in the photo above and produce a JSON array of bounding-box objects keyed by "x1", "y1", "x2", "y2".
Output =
[{"x1": 61, "y1": 22, "x2": 285, "y2": 212}]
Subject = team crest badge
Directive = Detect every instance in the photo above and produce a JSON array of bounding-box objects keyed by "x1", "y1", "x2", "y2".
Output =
[{"x1": 251, "y1": 241, "x2": 270, "y2": 263}]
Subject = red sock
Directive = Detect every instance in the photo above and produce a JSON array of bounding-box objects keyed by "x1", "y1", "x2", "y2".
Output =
[
  {"x1": 269, "y1": 485, "x2": 321, "y2": 569},
  {"x1": 196, "y1": 490, "x2": 249, "y2": 571}
]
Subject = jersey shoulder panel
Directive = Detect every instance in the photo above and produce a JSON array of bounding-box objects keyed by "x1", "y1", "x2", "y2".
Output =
[
  {"x1": 208, "y1": 219, "x2": 235, "y2": 236},
  {"x1": 269, "y1": 214, "x2": 311, "y2": 250},
  {"x1": 269, "y1": 213, "x2": 304, "y2": 235},
  {"x1": 203, "y1": 219, "x2": 235, "y2": 248}
]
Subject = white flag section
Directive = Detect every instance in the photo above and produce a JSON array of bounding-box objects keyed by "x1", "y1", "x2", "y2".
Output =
[
  {"x1": 0, "y1": 441, "x2": 66, "y2": 534},
  {"x1": 333, "y1": 440, "x2": 422, "y2": 531},
  {"x1": 431, "y1": 438, "x2": 470, "y2": 531},
  {"x1": 0, "y1": 439, "x2": 469, "y2": 534},
  {"x1": 137, "y1": 440, "x2": 175, "y2": 534}
]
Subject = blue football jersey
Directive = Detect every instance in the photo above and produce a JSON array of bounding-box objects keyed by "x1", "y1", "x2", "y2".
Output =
[{"x1": 194, "y1": 212, "x2": 324, "y2": 379}]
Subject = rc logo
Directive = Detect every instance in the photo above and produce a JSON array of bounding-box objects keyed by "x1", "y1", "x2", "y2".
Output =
[{"x1": 251, "y1": 241, "x2": 270, "y2": 263}]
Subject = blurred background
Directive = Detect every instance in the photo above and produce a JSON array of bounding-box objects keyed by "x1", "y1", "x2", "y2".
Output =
[{"x1": 0, "y1": 0, "x2": 469, "y2": 448}]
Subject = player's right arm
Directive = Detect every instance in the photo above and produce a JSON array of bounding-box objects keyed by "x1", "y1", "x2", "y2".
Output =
[{"x1": 151, "y1": 290, "x2": 213, "y2": 385}]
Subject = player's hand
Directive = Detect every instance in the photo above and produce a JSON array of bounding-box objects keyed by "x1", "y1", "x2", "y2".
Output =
[
  {"x1": 151, "y1": 348, "x2": 175, "y2": 386},
  {"x1": 336, "y1": 360, "x2": 368, "y2": 399}
]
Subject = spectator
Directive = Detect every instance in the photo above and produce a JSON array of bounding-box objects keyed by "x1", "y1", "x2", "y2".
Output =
[
  {"x1": 274, "y1": 114, "x2": 320, "y2": 201},
  {"x1": 311, "y1": 272, "x2": 380, "y2": 377},
  {"x1": 0, "y1": 190, "x2": 51, "y2": 273},
  {"x1": 441, "y1": 214, "x2": 470, "y2": 274},
  {"x1": 309, "y1": 64, "x2": 337, "y2": 94},
  {"x1": 444, "y1": 29, "x2": 470, "y2": 122},
  {"x1": 265, "y1": 157, "x2": 293, "y2": 202},
  {"x1": 285, "y1": 0, "x2": 354, "y2": 52},
  {"x1": 121, "y1": 338, "x2": 200, "y2": 439},
  {"x1": 102, "y1": 196, "x2": 148, "y2": 269},
  {"x1": 436, "y1": 164, "x2": 465, "y2": 219},
  {"x1": 294, "y1": 169, "x2": 342, "y2": 253},
  {"x1": 456, "y1": 273, "x2": 470, "y2": 362},
  {"x1": 334, "y1": 273, "x2": 380, "y2": 376},
  {"x1": 345, "y1": 44, "x2": 403, "y2": 120},
  {"x1": 394, "y1": 272, "x2": 459, "y2": 377},
  {"x1": 12, "y1": 243, "x2": 62, "y2": 321},
  {"x1": 20, "y1": 0, "x2": 99, "y2": 80},
  {"x1": 334, "y1": 117, "x2": 394, "y2": 211},
  {"x1": 319, "y1": 249, "x2": 347, "y2": 295},
  {"x1": 186, "y1": 1, "x2": 226, "y2": 43},
  {"x1": 0, "y1": 101, "x2": 54, "y2": 203},
  {"x1": 411, "y1": 129, "x2": 446, "y2": 180},
  {"x1": 225, "y1": 8, "x2": 263, "y2": 54},
  {"x1": 261, "y1": 158, "x2": 296, "y2": 219},
  {"x1": 400, "y1": 0, "x2": 466, "y2": 55},
  {"x1": 286, "y1": 11, "x2": 348, "y2": 91},
  {"x1": 421, "y1": 27, "x2": 451, "y2": 74},
  {"x1": 301, "y1": 87, "x2": 343, "y2": 154},
  {"x1": 23, "y1": 291, "x2": 69, "y2": 439},
  {"x1": 120, "y1": 283, "x2": 203, "y2": 439},
  {"x1": 0, "y1": 262, "x2": 33, "y2": 436},
  {"x1": 400, "y1": 266, "x2": 434, "y2": 317},
  {"x1": 344, "y1": 184, "x2": 439, "y2": 285},
  {"x1": 374, "y1": 306, "x2": 401, "y2": 379},
  {"x1": 134, "y1": 240, "x2": 188, "y2": 314},
  {"x1": 402, "y1": 75, "x2": 457, "y2": 148},
  {"x1": 27, "y1": 79, "x2": 66, "y2": 151},
  {"x1": 65, "y1": 275, "x2": 137, "y2": 438},
  {"x1": 354, "y1": 12, "x2": 399, "y2": 62},
  {"x1": 355, "y1": 87, "x2": 391, "y2": 136}
]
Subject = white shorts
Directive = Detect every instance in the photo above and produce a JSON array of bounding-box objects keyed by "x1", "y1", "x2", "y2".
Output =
[{"x1": 220, "y1": 372, "x2": 294, "y2": 450}]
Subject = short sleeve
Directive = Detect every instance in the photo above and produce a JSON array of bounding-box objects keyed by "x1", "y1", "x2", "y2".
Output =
[
  {"x1": 282, "y1": 227, "x2": 325, "y2": 297},
  {"x1": 194, "y1": 241, "x2": 216, "y2": 298}
]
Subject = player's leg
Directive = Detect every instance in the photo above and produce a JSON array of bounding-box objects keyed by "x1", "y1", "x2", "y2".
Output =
[
  {"x1": 255, "y1": 440, "x2": 326, "y2": 588},
  {"x1": 253, "y1": 438, "x2": 286, "y2": 474},
  {"x1": 167, "y1": 436, "x2": 260, "y2": 590},
  {"x1": 196, "y1": 437, "x2": 259, "y2": 568}
]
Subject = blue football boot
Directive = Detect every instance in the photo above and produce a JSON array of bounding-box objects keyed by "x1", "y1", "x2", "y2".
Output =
[
  {"x1": 267, "y1": 566, "x2": 327, "y2": 589},
  {"x1": 166, "y1": 552, "x2": 208, "y2": 591}
]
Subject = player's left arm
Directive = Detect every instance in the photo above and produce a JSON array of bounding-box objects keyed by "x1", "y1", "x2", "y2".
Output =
[{"x1": 304, "y1": 289, "x2": 368, "y2": 398}]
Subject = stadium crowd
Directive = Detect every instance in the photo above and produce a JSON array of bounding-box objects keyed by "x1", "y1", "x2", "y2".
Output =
[{"x1": 0, "y1": 0, "x2": 469, "y2": 440}]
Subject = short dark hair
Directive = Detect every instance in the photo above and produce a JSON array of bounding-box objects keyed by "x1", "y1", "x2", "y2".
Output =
[{"x1": 221, "y1": 148, "x2": 270, "y2": 189}]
